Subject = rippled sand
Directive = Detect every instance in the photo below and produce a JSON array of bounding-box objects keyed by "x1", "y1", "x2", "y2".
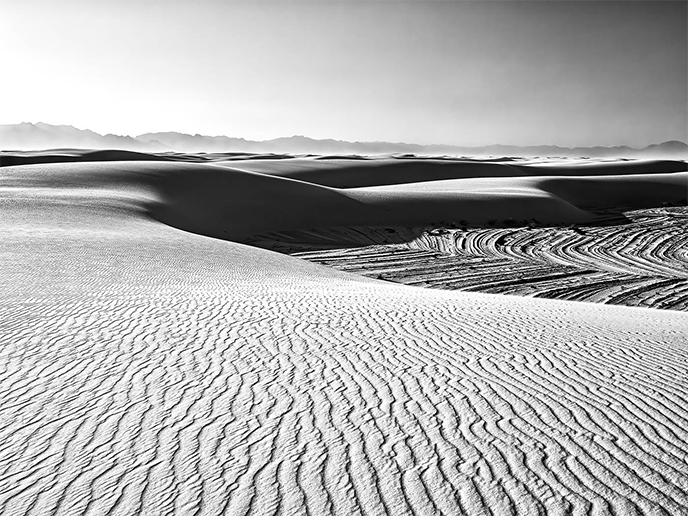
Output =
[{"x1": 1, "y1": 153, "x2": 687, "y2": 515}]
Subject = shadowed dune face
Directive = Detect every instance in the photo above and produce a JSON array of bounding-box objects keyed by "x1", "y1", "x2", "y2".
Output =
[
  {"x1": 537, "y1": 173, "x2": 688, "y2": 209},
  {"x1": 227, "y1": 157, "x2": 688, "y2": 188},
  {"x1": 152, "y1": 164, "x2": 370, "y2": 241},
  {"x1": 1, "y1": 154, "x2": 688, "y2": 515}
]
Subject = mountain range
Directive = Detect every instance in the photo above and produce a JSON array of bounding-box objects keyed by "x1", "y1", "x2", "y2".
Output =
[{"x1": 2, "y1": 122, "x2": 687, "y2": 159}]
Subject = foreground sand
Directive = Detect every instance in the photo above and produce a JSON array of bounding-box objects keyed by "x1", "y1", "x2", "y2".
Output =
[{"x1": 1, "y1": 154, "x2": 687, "y2": 515}]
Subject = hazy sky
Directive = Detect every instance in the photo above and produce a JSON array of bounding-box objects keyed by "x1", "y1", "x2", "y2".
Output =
[{"x1": 2, "y1": 1, "x2": 686, "y2": 146}]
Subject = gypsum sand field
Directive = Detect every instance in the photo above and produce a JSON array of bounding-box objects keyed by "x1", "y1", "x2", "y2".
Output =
[{"x1": 0, "y1": 151, "x2": 687, "y2": 516}]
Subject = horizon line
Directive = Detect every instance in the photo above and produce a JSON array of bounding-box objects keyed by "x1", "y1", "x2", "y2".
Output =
[{"x1": 4, "y1": 121, "x2": 687, "y2": 150}]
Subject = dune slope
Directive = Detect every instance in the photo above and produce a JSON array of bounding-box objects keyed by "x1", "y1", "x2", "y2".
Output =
[{"x1": 1, "y1": 159, "x2": 687, "y2": 515}]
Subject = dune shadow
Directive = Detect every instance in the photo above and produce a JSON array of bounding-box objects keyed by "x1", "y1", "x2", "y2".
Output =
[
  {"x1": 243, "y1": 211, "x2": 639, "y2": 254},
  {"x1": 244, "y1": 226, "x2": 429, "y2": 253}
]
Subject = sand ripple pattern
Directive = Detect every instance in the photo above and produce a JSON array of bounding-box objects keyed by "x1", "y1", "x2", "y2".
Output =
[
  {"x1": 2, "y1": 255, "x2": 688, "y2": 515},
  {"x1": 264, "y1": 207, "x2": 688, "y2": 311},
  {"x1": 2, "y1": 233, "x2": 688, "y2": 515}
]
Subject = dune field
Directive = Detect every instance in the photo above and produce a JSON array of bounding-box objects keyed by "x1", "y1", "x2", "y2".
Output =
[{"x1": 1, "y1": 151, "x2": 687, "y2": 515}]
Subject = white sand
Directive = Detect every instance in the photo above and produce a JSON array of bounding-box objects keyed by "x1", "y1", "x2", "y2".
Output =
[{"x1": 1, "y1": 158, "x2": 687, "y2": 515}]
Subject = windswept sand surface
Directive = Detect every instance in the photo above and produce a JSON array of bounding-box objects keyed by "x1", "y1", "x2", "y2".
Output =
[{"x1": 1, "y1": 153, "x2": 687, "y2": 515}]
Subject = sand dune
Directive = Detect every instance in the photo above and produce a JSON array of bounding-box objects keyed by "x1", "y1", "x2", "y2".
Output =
[{"x1": 1, "y1": 155, "x2": 687, "y2": 515}]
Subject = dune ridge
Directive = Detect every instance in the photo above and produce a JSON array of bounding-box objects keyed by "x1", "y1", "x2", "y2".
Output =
[{"x1": 1, "y1": 155, "x2": 687, "y2": 515}]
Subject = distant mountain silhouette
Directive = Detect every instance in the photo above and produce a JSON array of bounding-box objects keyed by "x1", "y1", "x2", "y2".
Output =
[
  {"x1": 0, "y1": 122, "x2": 167, "y2": 152},
  {"x1": 2, "y1": 122, "x2": 687, "y2": 158}
]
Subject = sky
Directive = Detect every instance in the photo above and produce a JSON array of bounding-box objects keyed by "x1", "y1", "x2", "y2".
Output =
[{"x1": 1, "y1": 0, "x2": 686, "y2": 147}]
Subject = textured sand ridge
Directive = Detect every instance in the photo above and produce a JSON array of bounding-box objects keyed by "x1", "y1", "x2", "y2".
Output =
[
  {"x1": 1, "y1": 155, "x2": 687, "y2": 515},
  {"x1": 253, "y1": 206, "x2": 688, "y2": 310}
]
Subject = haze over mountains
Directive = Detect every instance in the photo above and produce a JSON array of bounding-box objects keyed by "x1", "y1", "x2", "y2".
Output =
[{"x1": 2, "y1": 122, "x2": 687, "y2": 159}]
